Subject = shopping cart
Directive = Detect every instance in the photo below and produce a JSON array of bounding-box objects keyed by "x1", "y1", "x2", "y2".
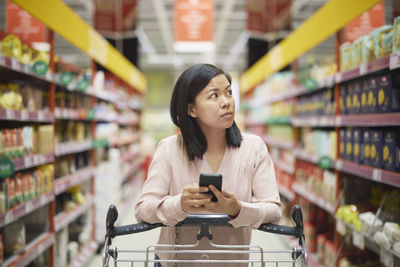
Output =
[{"x1": 102, "y1": 205, "x2": 308, "y2": 266}]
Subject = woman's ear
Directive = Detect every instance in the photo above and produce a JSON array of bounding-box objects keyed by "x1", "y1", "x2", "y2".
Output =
[{"x1": 188, "y1": 103, "x2": 196, "y2": 118}]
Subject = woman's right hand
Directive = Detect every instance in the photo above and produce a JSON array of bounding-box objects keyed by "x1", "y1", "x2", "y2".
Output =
[{"x1": 181, "y1": 183, "x2": 212, "y2": 213}]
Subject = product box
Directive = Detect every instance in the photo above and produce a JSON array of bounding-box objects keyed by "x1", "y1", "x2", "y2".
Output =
[
  {"x1": 352, "y1": 80, "x2": 362, "y2": 113},
  {"x1": 37, "y1": 125, "x2": 54, "y2": 154},
  {"x1": 340, "y1": 129, "x2": 346, "y2": 159},
  {"x1": 372, "y1": 25, "x2": 393, "y2": 59},
  {"x1": 339, "y1": 83, "x2": 347, "y2": 114},
  {"x1": 360, "y1": 78, "x2": 369, "y2": 113},
  {"x1": 377, "y1": 72, "x2": 400, "y2": 113},
  {"x1": 383, "y1": 130, "x2": 397, "y2": 171},
  {"x1": 345, "y1": 128, "x2": 353, "y2": 161},
  {"x1": 352, "y1": 128, "x2": 362, "y2": 164},
  {"x1": 368, "y1": 76, "x2": 378, "y2": 113},
  {"x1": 370, "y1": 130, "x2": 383, "y2": 169},
  {"x1": 360, "y1": 129, "x2": 371, "y2": 166},
  {"x1": 394, "y1": 16, "x2": 400, "y2": 53},
  {"x1": 346, "y1": 82, "x2": 353, "y2": 114}
]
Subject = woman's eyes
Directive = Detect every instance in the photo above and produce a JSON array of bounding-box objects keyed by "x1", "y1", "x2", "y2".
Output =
[{"x1": 209, "y1": 89, "x2": 232, "y2": 99}]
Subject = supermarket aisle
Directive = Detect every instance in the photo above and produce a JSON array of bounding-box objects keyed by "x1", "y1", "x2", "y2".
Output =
[{"x1": 88, "y1": 197, "x2": 296, "y2": 267}]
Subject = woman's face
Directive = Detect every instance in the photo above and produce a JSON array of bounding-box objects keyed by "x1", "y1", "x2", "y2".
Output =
[{"x1": 188, "y1": 74, "x2": 235, "y2": 133}]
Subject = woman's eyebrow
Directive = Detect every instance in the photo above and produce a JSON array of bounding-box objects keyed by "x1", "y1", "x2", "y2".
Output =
[{"x1": 206, "y1": 84, "x2": 230, "y2": 93}]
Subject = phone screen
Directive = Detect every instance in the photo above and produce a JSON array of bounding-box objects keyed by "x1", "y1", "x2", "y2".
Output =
[{"x1": 199, "y1": 173, "x2": 222, "y2": 202}]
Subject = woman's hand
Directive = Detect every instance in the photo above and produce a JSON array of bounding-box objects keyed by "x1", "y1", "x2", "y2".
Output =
[
  {"x1": 180, "y1": 183, "x2": 211, "y2": 213},
  {"x1": 205, "y1": 185, "x2": 242, "y2": 218}
]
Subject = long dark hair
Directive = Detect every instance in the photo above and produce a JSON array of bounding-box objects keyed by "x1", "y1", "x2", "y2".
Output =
[{"x1": 170, "y1": 63, "x2": 242, "y2": 161}]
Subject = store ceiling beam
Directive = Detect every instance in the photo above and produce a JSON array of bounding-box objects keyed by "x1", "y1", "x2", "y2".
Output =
[
  {"x1": 239, "y1": 0, "x2": 382, "y2": 94},
  {"x1": 151, "y1": 0, "x2": 174, "y2": 56},
  {"x1": 215, "y1": 0, "x2": 236, "y2": 54},
  {"x1": 11, "y1": 0, "x2": 147, "y2": 93}
]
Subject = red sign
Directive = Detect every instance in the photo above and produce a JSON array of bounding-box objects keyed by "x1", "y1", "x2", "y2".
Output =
[
  {"x1": 94, "y1": 0, "x2": 138, "y2": 32},
  {"x1": 345, "y1": 2, "x2": 384, "y2": 43},
  {"x1": 6, "y1": 0, "x2": 46, "y2": 45},
  {"x1": 247, "y1": 0, "x2": 292, "y2": 33},
  {"x1": 174, "y1": 0, "x2": 214, "y2": 44}
]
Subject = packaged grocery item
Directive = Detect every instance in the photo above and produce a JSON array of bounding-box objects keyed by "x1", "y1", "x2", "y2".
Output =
[
  {"x1": 3, "y1": 219, "x2": 25, "y2": 254},
  {"x1": 1, "y1": 34, "x2": 21, "y2": 59},
  {"x1": 340, "y1": 42, "x2": 352, "y2": 71},
  {"x1": 360, "y1": 78, "x2": 369, "y2": 113},
  {"x1": 370, "y1": 130, "x2": 383, "y2": 168},
  {"x1": 377, "y1": 72, "x2": 400, "y2": 112},
  {"x1": 383, "y1": 222, "x2": 400, "y2": 243},
  {"x1": 37, "y1": 125, "x2": 54, "y2": 154},
  {"x1": 339, "y1": 83, "x2": 347, "y2": 114},
  {"x1": 5, "y1": 178, "x2": 15, "y2": 209},
  {"x1": 345, "y1": 128, "x2": 353, "y2": 161},
  {"x1": 368, "y1": 76, "x2": 378, "y2": 113},
  {"x1": 359, "y1": 211, "x2": 382, "y2": 234},
  {"x1": 361, "y1": 34, "x2": 375, "y2": 64},
  {"x1": 373, "y1": 230, "x2": 391, "y2": 250},
  {"x1": 0, "y1": 83, "x2": 23, "y2": 110},
  {"x1": 373, "y1": 25, "x2": 393, "y2": 58},
  {"x1": 393, "y1": 16, "x2": 400, "y2": 52},
  {"x1": 352, "y1": 80, "x2": 361, "y2": 113},
  {"x1": 0, "y1": 182, "x2": 6, "y2": 214},
  {"x1": 352, "y1": 128, "x2": 362, "y2": 164},
  {"x1": 340, "y1": 129, "x2": 346, "y2": 159},
  {"x1": 346, "y1": 82, "x2": 353, "y2": 114},
  {"x1": 383, "y1": 131, "x2": 398, "y2": 171},
  {"x1": 351, "y1": 37, "x2": 363, "y2": 67}
]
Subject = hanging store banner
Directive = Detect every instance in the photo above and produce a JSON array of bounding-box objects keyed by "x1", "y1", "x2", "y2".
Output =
[
  {"x1": 6, "y1": 0, "x2": 46, "y2": 45},
  {"x1": 246, "y1": 0, "x2": 291, "y2": 33},
  {"x1": 174, "y1": 0, "x2": 214, "y2": 52},
  {"x1": 94, "y1": 0, "x2": 138, "y2": 32},
  {"x1": 345, "y1": 2, "x2": 384, "y2": 43}
]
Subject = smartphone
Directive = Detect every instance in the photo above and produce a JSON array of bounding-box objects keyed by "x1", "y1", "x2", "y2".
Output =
[{"x1": 199, "y1": 173, "x2": 222, "y2": 202}]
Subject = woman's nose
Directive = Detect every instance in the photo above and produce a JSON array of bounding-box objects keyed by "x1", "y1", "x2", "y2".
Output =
[{"x1": 221, "y1": 95, "x2": 231, "y2": 108}]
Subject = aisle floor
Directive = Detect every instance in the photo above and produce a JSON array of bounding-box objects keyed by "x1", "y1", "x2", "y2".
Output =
[{"x1": 88, "y1": 198, "x2": 298, "y2": 267}]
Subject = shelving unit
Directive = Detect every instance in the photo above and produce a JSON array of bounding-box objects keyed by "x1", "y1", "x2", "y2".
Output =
[
  {"x1": 0, "y1": 1, "x2": 146, "y2": 266},
  {"x1": 243, "y1": 1, "x2": 400, "y2": 267}
]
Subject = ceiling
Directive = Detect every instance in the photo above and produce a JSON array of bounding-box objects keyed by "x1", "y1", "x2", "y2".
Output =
[{"x1": 56, "y1": 0, "x2": 331, "y2": 75}]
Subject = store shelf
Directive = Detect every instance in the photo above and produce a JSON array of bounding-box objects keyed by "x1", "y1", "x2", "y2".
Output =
[
  {"x1": 69, "y1": 240, "x2": 98, "y2": 267},
  {"x1": 337, "y1": 113, "x2": 400, "y2": 127},
  {"x1": 12, "y1": 153, "x2": 54, "y2": 171},
  {"x1": 0, "y1": 192, "x2": 54, "y2": 228},
  {"x1": 292, "y1": 183, "x2": 336, "y2": 215},
  {"x1": 336, "y1": 218, "x2": 400, "y2": 267},
  {"x1": 121, "y1": 159, "x2": 143, "y2": 182},
  {"x1": 264, "y1": 135, "x2": 294, "y2": 150},
  {"x1": 55, "y1": 139, "x2": 93, "y2": 157},
  {"x1": 265, "y1": 116, "x2": 292, "y2": 125},
  {"x1": 94, "y1": 112, "x2": 117, "y2": 122},
  {"x1": 117, "y1": 115, "x2": 140, "y2": 126},
  {"x1": 55, "y1": 108, "x2": 93, "y2": 121},
  {"x1": 273, "y1": 158, "x2": 295, "y2": 175},
  {"x1": 0, "y1": 53, "x2": 54, "y2": 86},
  {"x1": 55, "y1": 195, "x2": 94, "y2": 232},
  {"x1": 335, "y1": 159, "x2": 400, "y2": 188},
  {"x1": 86, "y1": 89, "x2": 119, "y2": 104},
  {"x1": 278, "y1": 184, "x2": 295, "y2": 201},
  {"x1": 111, "y1": 133, "x2": 140, "y2": 147},
  {"x1": 0, "y1": 109, "x2": 54, "y2": 123},
  {"x1": 4, "y1": 232, "x2": 55, "y2": 267},
  {"x1": 292, "y1": 115, "x2": 336, "y2": 127},
  {"x1": 54, "y1": 166, "x2": 95, "y2": 195},
  {"x1": 335, "y1": 55, "x2": 390, "y2": 83}
]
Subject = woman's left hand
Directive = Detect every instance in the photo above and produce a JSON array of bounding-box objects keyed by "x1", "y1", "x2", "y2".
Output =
[{"x1": 205, "y1": 185, "x2": 241, "y2": 218}]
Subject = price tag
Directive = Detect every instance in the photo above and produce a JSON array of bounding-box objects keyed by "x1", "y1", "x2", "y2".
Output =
[
  {"x1": 33, "y1": 155, "x2": 40, "y2": 165},
  {"x1": 336, "y1": 220, "x2": 346, "y2": 235},
  {"x1": 372, "y1": 169, "x2": 382, "y2": 182},
  {"x1": 24, "y1": 156, "x2": 32, "y2": 168},
  {"x1": 335, "y1": 115, "x2": 342, "y2": 126},
  {"x1": 352, "y1": 231, "x2": 364, "y2": 250},
  {"x1": 21, "y1": 110, "x2": 28, "y2": 120},
  {"x1": 6, "y1": 109, "x2": 15, "y2": 120},
  {"x1": 25, "y1": 201, "x2": 33, "y2": 213},
  {"x1": 389, "y1": 53, "x2": 400, "y2": 70},
  {"x1": 335, "y1": 160, "x2": 344, "y2": 171},
  {"x1": 335, "y1": 73, "x2": 343, "y2": 83},
  {"x1": 380, "y1": 248, "x2": 394, "y2": 267},
  {"x1": 11, "y1": 58, "x2": 19, "y2": 70},
  {"x1": 5, "y1": 212, "x2": 13, "y2": 224},
  {"x1": 38, "y1": 111, "x2": 44, "y2": 121},
  {"x1": 55, "y1": 108, "x2": 61, "y2": 118},
  {"x1": 359, "y1": 63, "x2": 368, "y2": 76}
]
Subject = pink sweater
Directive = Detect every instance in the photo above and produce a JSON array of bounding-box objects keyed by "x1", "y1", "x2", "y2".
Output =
[{"x1": 134, "y1": 133, "x2": 282, "y2": 266}]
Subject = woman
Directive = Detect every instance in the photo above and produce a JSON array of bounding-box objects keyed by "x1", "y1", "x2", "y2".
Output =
[{"x1": 135, "y1": 63, "x2": 282, "y2": 266}]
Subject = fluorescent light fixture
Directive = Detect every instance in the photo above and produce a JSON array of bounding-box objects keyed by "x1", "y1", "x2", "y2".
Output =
[{"x1": 174, "y1": 41, "x2": 215, "y2": 53}]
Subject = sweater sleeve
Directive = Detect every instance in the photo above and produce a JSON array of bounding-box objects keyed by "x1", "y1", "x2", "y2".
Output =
[
  {"x1": 229, "y1": 136, "x2": 282, "y2": 228},
  {"x1": 134, "y1": 139, "x2": 188, "y2": 226}
]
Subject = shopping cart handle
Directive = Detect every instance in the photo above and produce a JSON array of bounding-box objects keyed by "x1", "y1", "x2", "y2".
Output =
[{"x1": 177, "y1": 214, "x2": 231, "y2": 226}]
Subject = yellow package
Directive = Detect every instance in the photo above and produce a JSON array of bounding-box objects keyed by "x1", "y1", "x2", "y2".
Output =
[
  {"x1": 1, "y1": 34, "x2": 22, "y2": 59},
  {"x1": 340, "y1": 42, "x2": 352, "y2": 71},
  {"x1": 373, "y1": 25, "x2": 393, "y2": 58},
  {"x1": 351, "y1": 37, "x2": 363, "y2": 67},
  {"x1": 19, "y1": 44, "x2": 32, "y2": 64},
  {"x1": 361, "y1": 35, "x2": 375, "y2": 64},
  {"x1": 393, "y1": 16, "x2": 400, "y2": 52}
]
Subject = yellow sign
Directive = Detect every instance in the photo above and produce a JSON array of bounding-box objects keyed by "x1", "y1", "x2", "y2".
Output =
[
  {"x1": 240, "y1": 0, "x2": 382, "y2": 94},
  {"x1": 12, "y1": 0, "x2": 146, "y2": 93}
]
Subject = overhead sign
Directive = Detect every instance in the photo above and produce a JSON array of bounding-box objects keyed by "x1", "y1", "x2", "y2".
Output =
[
  {"x1": 247, "y1": 0, "x2": 292, "y2": 33},
  {"x1": 174, "y1": 0, "x2": 214, "y2": 52},
  {"x1": 345, "y1": 2, "x2": 384, "y2": 43},
  {"x1": 6, "y1": 0, "x2": 46, "y2": 45}
]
